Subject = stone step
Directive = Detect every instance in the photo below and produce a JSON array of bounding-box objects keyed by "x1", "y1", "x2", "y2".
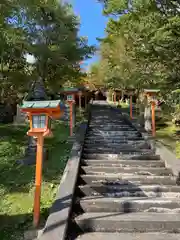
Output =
[
  {"x1": 80, "y1": 174, "x2": 176, "y2": 185},
  {"x1": 90, "y1": 114, "x2": 121, "y2": 116},
  {"x1": 84, "y1": 140, "x2": 148, "y2": 145},
  {"x1": 75, "y1": 212, "x2": 180, "y2": 232},
  {"x1": 83, "y1": 148, "x2": 152, "y2": 154},
  {"x1": 79, "y1": 197, "x2": 180, "y2": 212},
  {"x1": 86, "y1": 136, "x2": 144, "y2": 141},
  {"x1": 85, "y1": 136, "x2": 144, "y2": 141},
  {"x1": 90, "y1": 114, "x2": 122, "y2": 116},
  {"x1": 88, "y1": 128, "x2": 137, "y2": 131},
  {"x1": 88, "y1": 123, "x2": 133, "y2": 125},
  {"x1": 81, "y1": 159, "x2": 164, "y2": 167},
  {"x1": 76, "y1": 232, "x2": 180, "y2": 240},
  {"x1": 83, "y1": 144, "x2": 150, "y2": 150},
  {"x1": 84, "y1": 140, "x2": 150, "y2": 146},
  {"x1": 79, "y1": 184, "x2": 180, "y2": 197},
  {"x1": 73, "y1": 103, "x2": 180, "y2": 238},
  {"x1": 81, "y1": 166, "x2": 172, "y2": 176},
  {"x1": 90, "y1": 117, "x2": 124, "y2": 120},
  {"x1": 87, "y1": 132, "x2": 140, "y2": 136},
  {"x1": 90, "y1": 113, "x2": 121, "y2": 116},
  {"x1": 90, "y1": 116, "x2": 124, "y2": 118},
  {"x1": 90, "y1": 122, "x2": 125, "y2": 124},
  {"x1": 88, "y1": 125, "x2": 136, "y2": 128},
  {"x1": 84, "y1": 139, "x2": 147, "y2": 144},
  {"x1": 91, "y1": 114, "x2": 115, "y2": 116},
  {"x1": 90, "y1": 116, "x2": 125, "y2": 117},
  {"x1": 87, "y1": 126, "x2": 138, "y2": 130},
  {"x1": 88, "y1": 130, "x2": 137, "y2": 133},
  {"x1": 90, "y1": 123, "x2": 133, "y2": 126},
  {"x1": 83, "y1": 153, "x2": 159, "y2": 160},
  {"x1": 86, "y1": 131, "x2": 141, "y2": 136},
  {"x1": 91, "y1": 115, "x2": 116, "y2": 117},
  {"x1": 89, "y1": 125, "x2": 135, "y2": 129},
  {"x1": 83, "y1": 143, "x2": 150, "y2": 149}
]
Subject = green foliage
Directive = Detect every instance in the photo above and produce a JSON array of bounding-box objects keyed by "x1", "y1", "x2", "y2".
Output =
[
  {"x1": 87, "y1": 62, "x2": 105, "y2": 87},
  {"x1": 172, "y1": 105, "x2": 180, "y2": 125},
  {"x1": 0, "y1": 121, "x2": 72, "y2": 239},
  {"x1": 92, "y1": 0, "x2": 180, "y2": 93},
  {"x1": 0, "y1": 0, "x2": 95, "y2": 102},
  {"x1": 99, "y1": 0, "x2": 180, "y2": 16}
]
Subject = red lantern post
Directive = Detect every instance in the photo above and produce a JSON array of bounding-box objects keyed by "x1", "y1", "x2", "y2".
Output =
[
  {"x1": 151, "y1": 100, "x2": 156, "y2": 137},
  {"x1": 67, "y1": 94, "x2": 75, "y2": 136},
  {"x1": 21, "y1": 100, "x2": 64, "y2": 227},
  {"x1": 114, "y1": 91, "x2": 116, "y2": 103}
]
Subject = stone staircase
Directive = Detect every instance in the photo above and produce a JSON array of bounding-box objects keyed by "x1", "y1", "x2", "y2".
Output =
[{"x1": 70, "y1": 102, "x2": 180, "y2": 239}]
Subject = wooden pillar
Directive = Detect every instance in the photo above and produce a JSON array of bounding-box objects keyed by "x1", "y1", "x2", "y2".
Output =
[
  {"x1": 33, "y1": 135, "x2": 44, "y2": 227},
  {"x1": 114, "y1": 91, "x2": 116, "y2": 103},
  {"x1": 151, "y1": 101, "x2": 156, "y2": 137}
]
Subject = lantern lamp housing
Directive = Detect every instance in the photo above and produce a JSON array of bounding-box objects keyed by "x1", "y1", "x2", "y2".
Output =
[
  {"x1": 59, "y1": 87, "x2": 84, "y2": 100},
  {"x1": 32, "y1": 114, "x2": 46, "y2": 129},
  {"x1": 21, "y1": 100, "x2": 64, "y2": 137},
  {"x1": 67, "y1": 94, "x2": 75, "y2": 102}
]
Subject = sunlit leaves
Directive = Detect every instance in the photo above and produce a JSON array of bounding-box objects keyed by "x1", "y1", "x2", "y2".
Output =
[
  {"x1": 0, "y1": 0, "x2": 95, "y2": 101},
  {"x1": 94, "y1": 0, "x2": 180, "y2": 92}
]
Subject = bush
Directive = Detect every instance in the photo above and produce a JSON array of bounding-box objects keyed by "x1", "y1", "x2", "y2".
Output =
[{"x1": 172, "y1": 105, "x2": 180, "y2": 126}]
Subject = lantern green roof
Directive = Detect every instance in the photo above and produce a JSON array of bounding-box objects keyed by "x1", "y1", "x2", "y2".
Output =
[
  {"x1": 59, "y1": 86, "x2": 86, "y2": 93},
  {"x1": 21, "y1": 100, "x2": 62, "y2": 109},
  {"x1": 59, "y1": 87, "x2": 79, "y2": 93}
]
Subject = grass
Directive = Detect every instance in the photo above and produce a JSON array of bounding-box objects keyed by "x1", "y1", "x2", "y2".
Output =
[
  {"x1": 0, "y1": 120, "x2": 73, "y2": 239},
  {"x1": 155, "y1": 110, "x2": 180, "y2": 158},
  {"x1": 120, "y1": 103, "x2": 180, "y2": 158}
]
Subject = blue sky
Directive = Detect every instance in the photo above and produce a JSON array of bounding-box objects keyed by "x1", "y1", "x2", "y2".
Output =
[
  {"x1": 26, "y1": 1, "x2": 107, "y2": 67},
  {"x1": 72, "y1": 0, "x2": 108, "y2": 69}
]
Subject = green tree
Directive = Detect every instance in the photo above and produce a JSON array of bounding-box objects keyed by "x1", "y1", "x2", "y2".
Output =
[
  {"x1": 0, "y1": 0, "x2": 95, "y2": 103},
  {"x1": 94, "y1": 0, "x2": 180, "y2": 94}
]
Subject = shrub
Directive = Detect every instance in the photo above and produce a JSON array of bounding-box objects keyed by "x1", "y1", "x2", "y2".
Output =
[{"x1": 172, "y1": 105, "x2": 180, "y2": 126}]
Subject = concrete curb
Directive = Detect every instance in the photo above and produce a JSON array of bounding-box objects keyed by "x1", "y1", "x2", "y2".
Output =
[
  {"x1": 38, "y1": 108, "x2": 91, "y2": 240},
  {"x1": 155, "y1": 141, "x2": 180, "y2": 177},
  {"x1": 122, "y1": 112, "x2": 179, "y2": 178}
]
